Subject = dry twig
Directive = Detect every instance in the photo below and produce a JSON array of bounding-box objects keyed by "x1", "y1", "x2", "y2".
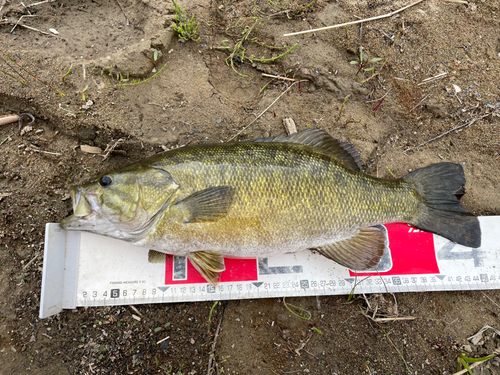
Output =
[
  {"x1": 115, "y1": 0, "x2": 130, "y2": 25},
  {"x1": 282, "y1": 117, "x2": 297, "y2": 135},
  {"x1": 0, "y1": 114, "x2": 20, "y2": 126},
  {"x1": 366, "y1": 89, "x2": 392, "y2": 103},
  {"x1": 227, "y1": 81, "x2": 300, "y2": 141},
  {"x1": 261, "y1": 73, "x2": 299, "y2": 82},
  {"x1": 26, "y1": 0, "x2": 56, "y2": 7},
  {"x1": 22, "y1": 251, "x2": 42, "y2": 270},
  {"x1": 283, "y1": 0, "x2": 426, "y2": 36},
  {"x1": 443, "y1": 0, "x2": 468, "y2": 4},
  {"x1": 418, "y1": 72, "x2": 448, "y2": 86},
  {"x1": 100, "y1": 138, "x2": 125, "y2": 160},
  {"x1": 207, "y1": 315, "x2": 223, "y2": 375},
  {"x1": 404, "y1": 112, "x2": 491, "y2": 153},
  {"x1": 409, "y1": 93, "x2": 430, "y2": 112},
  {"x1": 10, "y1": 14, "x2": 37, "y2": 33},
  {"x1": 129, "y1": 305, "x2": 144, "y2": 318},
  {"x1": 27, "y1": 145, "x2": 62, "y2": 156},
  {"x1": 18, "y1": 23, "x2": 52, "y2": 35}
]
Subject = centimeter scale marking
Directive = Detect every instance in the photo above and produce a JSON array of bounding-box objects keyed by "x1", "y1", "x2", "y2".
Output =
[
  {"x1": 40, "y1": 217, "x2": 500, "y2": 318},
  {"x1": 78, "y1": 273, "x2": 500, "y2": 308}
]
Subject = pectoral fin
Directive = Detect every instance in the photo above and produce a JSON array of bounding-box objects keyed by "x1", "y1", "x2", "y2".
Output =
[
  {"x1": 176, "y1": 186, "x2": 235, "y2": 223},
  {"x1": 315, "y1": 227, "x2": 386, "y2": 270},
  {"x1": 188, "y1": 251, "x2": 226, "y2": 286}
]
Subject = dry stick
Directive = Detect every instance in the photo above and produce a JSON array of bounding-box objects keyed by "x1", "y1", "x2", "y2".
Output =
[
  {"x1": 372, "y1": 317, "x2": 416, "y2": 322},
  {"x1": 227, "y1": 81, "x2": 300, "y2": 141},
  {"x1": 18, "y1": 23, "x2": 52, "y2": 35},
  {"x1": 28, "y1": 146, "x2": 62, "y2": 156},
  {"x1": 261, "y1": 73, "x2": 298, "y2": 82},
  {"x1": 115, "y1": 0, "x2": 130, "y2": 25},
  {"x1": 418, "y1": 72, "x2": 448, "y2": 86},
  {"x1": 207, "y1": 315, "x2": 223, "y2": 375},
  {"x1": 408, "y1": 93, "x2": 430, "y2": 113},
  {"x1": 20, "y1": 1, "x2": 32, "y2": 14},
  {"x1": 481, "y1": 291, "x2": 500, "y2": 311},
  {"x1": 366, "y1": 89, "x2": 392, "y2": 103},
  {"x1": 283, "y1": 0, "x2": 426, "y2": 37},
  {"x1": 129, "y1": 305, "x2": 144, "y2": 318},
  {"x1": 22, "y1": 251, "x2": 41, "y2": 270},
  {"x1": 101, "y1": 138, "x2": 125, "y2": 160},
  {"x1": 26, "y1": 0, "x2": 55, "y2": 7},
  {"x1": 10, "y1": 14, "x2": 37, "y2": 33},
  {"x1": 404, "y1": 113, "x2": 491, "y2": 153},
  {"x1": 360, "y1": 72, "x2": 380, "y2": 84},
  {"x1": 0, "y1": 114, "x2": 20, "y2": 126}
]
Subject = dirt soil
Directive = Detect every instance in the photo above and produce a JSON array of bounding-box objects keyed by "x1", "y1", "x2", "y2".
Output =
[{"x1": 1, "y1": 0, "x2": 500, "y2": 374}]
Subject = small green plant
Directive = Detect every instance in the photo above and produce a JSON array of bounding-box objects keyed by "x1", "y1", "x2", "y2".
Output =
[
  {"x1": 218, "y1": 18, "x2": 297, "y2": 77},
  {"x1": 172, "y1": 0, "x2": 200, "y2": 42},
  {"x1": 350, "y1": 48, "x2": 382, "y2": 82},
  {"x1": 335, "y1": 94, "x2": 351, "y2": 122},
  {"x1": 77, "y1": 86, "x2": 88, "y2": 101},
  {"x1": 100, "y1": 63, "x2": 168, "y2": 90},
  {"x1": 150, "y1": 50, "x2": 160, "y2": 73},
  {"x1": 1, "y1": 49, "x2": 66, "y2": 96},
  {"x1": 207, "y1": 301, "x2": 218, "y2": 332},
  {"x1": 61, "y1": 65, "x2": 73, "y2": 83},
  {"x1": 283, "y1": 297, "x2": 311, "y2": 320},
  {"x1": 457, "y1": 352, "x2": 497, "y2": 375}
]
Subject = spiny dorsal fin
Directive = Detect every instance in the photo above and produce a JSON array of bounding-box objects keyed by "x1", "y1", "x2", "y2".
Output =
[
  {"x1": 189, "y1": 251, "x2": 226, "y2": 286},
  {"x1": 175, "y1": 186, "x2": 235, "y2": 223},
  {"x1": 314, "y1": 227, "x2": 385, "y2": 270},
  {"x1": 251, "y1": 129, "x2": 362, "y2": 171}
]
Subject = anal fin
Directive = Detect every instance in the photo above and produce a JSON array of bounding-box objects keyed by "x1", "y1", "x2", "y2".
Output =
[
  {"x1": 315, "y1": 227, "x2": 385, "y2": 271},
  {"x1": 148, "y1": 250, "x2": 167, "y2": 263},
  {"x1": 188, "y1": 251, "x2": 226, "y2": 286}
]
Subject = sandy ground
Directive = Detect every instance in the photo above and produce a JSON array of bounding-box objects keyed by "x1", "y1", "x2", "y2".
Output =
[{"x1": 1, "y1": 0, "x2": 500, "y2": 374}]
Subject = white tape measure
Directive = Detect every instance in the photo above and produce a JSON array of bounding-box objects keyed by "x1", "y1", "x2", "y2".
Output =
[{"x1": 40, "y1": 217, "x2": 500, "y2": 319}]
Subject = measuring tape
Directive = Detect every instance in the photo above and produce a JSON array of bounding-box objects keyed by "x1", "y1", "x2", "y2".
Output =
[{"x1": 40, "y1": 217, "x2": 500, "y2": 318}]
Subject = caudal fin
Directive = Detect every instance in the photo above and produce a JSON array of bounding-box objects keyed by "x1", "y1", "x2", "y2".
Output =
[{"x1": 405, "y1": 163, "x2": 481, "y2": 248}]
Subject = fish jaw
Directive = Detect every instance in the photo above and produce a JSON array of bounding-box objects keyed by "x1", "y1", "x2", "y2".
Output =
[{"x1": 60, "y1": 186, "x2": 107, "y2": 233}]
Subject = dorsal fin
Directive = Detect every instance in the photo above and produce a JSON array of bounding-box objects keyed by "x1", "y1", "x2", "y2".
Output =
[{"x1": 250, "y1": 129, "x2": 362, "y2": 171}]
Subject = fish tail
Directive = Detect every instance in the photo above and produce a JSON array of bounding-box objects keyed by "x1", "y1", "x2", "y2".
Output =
[{"x1": 405, "y1": 162, "x2": 481, "y2": 248}]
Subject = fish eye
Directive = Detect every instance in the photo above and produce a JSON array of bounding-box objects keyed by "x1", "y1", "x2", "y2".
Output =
[{"x1": 99, "y1": 175, "x2": 113, "y2": 187}]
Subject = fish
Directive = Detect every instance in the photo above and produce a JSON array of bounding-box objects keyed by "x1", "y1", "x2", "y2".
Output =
[{"x1": 61, "y1": 129, "x2": 481, "y2": 285}]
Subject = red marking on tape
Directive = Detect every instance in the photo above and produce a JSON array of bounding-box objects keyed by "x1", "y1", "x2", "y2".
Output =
[
  {"x1": 165, "y1": 256, "x2": 258, "y2": 285},
  {"x1": 350, "y1": 223, "x2": 439, "y2": 277}
]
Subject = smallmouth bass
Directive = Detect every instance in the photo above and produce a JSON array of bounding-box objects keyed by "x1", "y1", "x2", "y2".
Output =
[{"x1": 61, "y1": 129, "x2": 481, "y2": 284}]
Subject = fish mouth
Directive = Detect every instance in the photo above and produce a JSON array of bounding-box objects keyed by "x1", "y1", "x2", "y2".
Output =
[
  {"x1": 71, "y1": 187, "x2": 94, "y2": 218},
  {"x1": 60, "y1": 187, "x2": 95, "y2": 229}
]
